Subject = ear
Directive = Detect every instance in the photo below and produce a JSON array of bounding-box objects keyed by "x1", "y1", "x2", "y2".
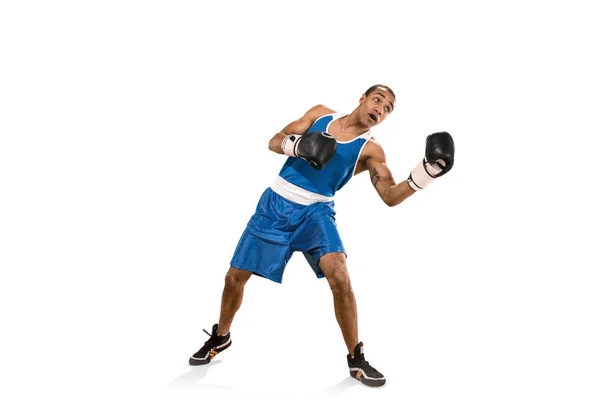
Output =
[{"x1": 359, "y1": 94, "x2": 366, "y2": 104}]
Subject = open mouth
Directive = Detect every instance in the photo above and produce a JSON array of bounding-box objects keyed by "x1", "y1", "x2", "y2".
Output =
[{"x1": 368, "y1": 113, "x2": 378, "y2": 123}]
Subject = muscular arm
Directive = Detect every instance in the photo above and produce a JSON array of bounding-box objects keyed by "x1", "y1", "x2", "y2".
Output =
[
  {"x1": 268, "y1": 104, "x2": 334, "y2": 154},
  {"x1": 363, "y1": 141, "x2": 416, "y2": 207}
]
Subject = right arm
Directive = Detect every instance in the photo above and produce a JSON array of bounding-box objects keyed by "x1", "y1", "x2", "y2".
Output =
[{"x1": 268, "y1": 104, "x2": 334, "y2": 154}]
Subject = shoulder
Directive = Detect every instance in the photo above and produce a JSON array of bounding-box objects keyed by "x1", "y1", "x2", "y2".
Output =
[
  {"x1": 303, "y1": 104, "x2": 336, "y2": 120},
  {"x1": 355, "y1": 137, "x2": 386, "y2": 175},
  {"x1": 363, "y1": 137, "x2": 386, "y2": 160}
]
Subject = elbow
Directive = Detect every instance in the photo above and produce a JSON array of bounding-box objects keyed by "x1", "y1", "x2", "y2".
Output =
[
  {"x1": 268, "y1": 133, "x2": 285, "y2": 153},
  {"x1": 383, "y1": 191, "x2": 414, "y2": 207},
  {"x1": 268, "y1": 140, "x2": 275, "y2": 152},
  {"x1": 268, "y1": 138, "x2": 278, "y2": 153},
  {"x1": 384, "y1": 198, "x2": 398, "y2": 207},
  {"x1": 382, "y1": 194, "x2": 396, "y2": 207},
  {"x1": 382, "y1": 191, "x2": 405, "y2": 207}
]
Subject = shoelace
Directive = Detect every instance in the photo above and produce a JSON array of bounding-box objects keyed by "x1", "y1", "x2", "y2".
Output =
[
  {"x1": 363, "y1": 361, "x2": 383, "y2": 375},
  {"x1": 353, "y1": 355, "x2": 380, "y2": 374},
  {"x1": 199, "y1": 328, "x2": 219, "y2": 351}
]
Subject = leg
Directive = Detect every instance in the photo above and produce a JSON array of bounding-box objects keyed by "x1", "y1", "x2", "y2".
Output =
[
  {"x1": 190, "y1": 188, "x2": 292, "y2": 365},
  {"x1": 217, "y1": 266, "x2": 252, "y2": 335},
  {"x1": 319, "y1": 252, "x2": 386, "y2": 387},
  {"x1": 189, "y1": 266, "x2": 251, "y2": 365},
  {"x1": 318, "y1": 252, "x2": 358, "y2": 355}
]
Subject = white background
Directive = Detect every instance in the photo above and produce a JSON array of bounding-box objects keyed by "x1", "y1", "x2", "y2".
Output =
[{"x1": 1, "y1": 1, "x2": 599, "y2": 399}]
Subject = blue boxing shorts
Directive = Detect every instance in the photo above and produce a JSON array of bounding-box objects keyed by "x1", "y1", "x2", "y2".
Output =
[{"x1": 230, "y1": 187, "x2": 346, "y2": 283}]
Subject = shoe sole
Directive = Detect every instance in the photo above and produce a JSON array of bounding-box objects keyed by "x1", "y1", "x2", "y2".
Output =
[
  {"x1": 350, "y1": 369, "x2": 386, "y2": 387},
  {"x1": 189, "y1": 340, "x2": 232, "y2": 366}
]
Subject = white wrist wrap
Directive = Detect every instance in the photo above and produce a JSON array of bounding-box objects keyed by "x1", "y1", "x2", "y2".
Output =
[
  {"x1": 408, "y1": 159, "x2": 443, "y2": 191},
  {"x1": 281, "y1": 134, "x2": 301, "y2": 157}
]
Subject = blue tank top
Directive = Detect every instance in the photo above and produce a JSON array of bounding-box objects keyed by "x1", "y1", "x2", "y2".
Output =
[{"x1": 278, "y1": 113, "x2": 372, "y2": 197}]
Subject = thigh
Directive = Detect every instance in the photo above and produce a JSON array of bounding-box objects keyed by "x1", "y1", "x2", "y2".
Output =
[
  {"x1": 230, "y1": 228, "x2": 293, "y2": 284},
  {"x1": 230, "y1": 189, "x2": 301, "y2": 283},
  {"x1": 291, "y1": 203, "x2": 346, "y2": 278}
]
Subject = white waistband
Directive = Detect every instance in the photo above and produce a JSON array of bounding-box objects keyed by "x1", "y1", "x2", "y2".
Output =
[{"x1": 270, "y1": 176, "x2": 333, "y2": 206}]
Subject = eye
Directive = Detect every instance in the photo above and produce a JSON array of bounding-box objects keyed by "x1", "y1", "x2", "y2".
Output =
[
  {"x1": 374, "y1": 97, "x2": 380, "y2": 102},
  {"x1": 385, "y1": 106, "x2": 390, "y2": 113}
]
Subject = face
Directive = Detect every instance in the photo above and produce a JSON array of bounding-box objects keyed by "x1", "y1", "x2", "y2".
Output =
[{"x1": 358, "y1": 88, "x2": 395, "y2": 127}]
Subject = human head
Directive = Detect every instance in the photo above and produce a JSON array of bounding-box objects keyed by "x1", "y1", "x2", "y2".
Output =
[
  {"x1": 364, "y1": 84, "x2": 396, "y2": 100},
  {"x1": 357, "y1": 84, "x2": 396, "y2": 127}
]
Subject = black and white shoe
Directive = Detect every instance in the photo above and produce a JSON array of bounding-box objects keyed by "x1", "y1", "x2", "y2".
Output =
[
  {"x1": 189, "y1": 324, "x2": 232, "y2": 365},
  {"x1": 347, "y1": 342, "x2": 386, "y2": 387}
]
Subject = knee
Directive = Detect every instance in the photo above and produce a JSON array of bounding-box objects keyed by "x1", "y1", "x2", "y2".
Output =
[
  {"x1": 224, "y1": 268, "x2": 250, "y2": 291},
  {"x1": 324, "y1": 258, "x2": 351, "y2": 295}
]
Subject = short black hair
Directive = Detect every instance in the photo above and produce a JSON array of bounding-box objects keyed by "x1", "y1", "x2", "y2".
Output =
[{"x1": 365, "y1": 84, "x2": 396, "y2": 99}]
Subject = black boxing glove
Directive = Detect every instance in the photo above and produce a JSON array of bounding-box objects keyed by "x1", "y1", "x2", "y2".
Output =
[
  {"x1": 281, "y1": 131, "x2": 338, "y2": 170},
  {"x1": 407, "y1": 131, "x2": 455, "y2": 191}
]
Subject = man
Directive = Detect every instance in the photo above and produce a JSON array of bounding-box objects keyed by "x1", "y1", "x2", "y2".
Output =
[{"x1": 189, "y1": 84, "x2": 455, "y2": 387}]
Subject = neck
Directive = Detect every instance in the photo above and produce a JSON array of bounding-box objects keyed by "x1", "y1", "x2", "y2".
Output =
[{"x1": 340, "y1": 112, "x2": 368, "y2": 135}]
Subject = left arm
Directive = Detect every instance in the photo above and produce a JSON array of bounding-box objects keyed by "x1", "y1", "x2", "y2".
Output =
[
  {"x1": 362, "y1": 131, "x2": 456, "y2": 206},
  {"x1": 362, "y1": 141, "x2": 416, "y2": 207}
]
